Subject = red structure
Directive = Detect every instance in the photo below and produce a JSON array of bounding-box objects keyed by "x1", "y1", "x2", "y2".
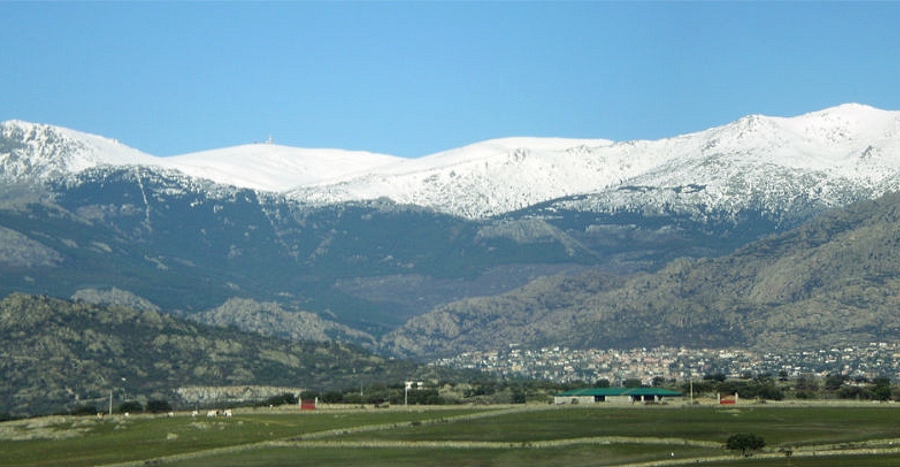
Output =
[
  {"x1": 300, "y1": 397, "x2": 317, "y2": 410},
  {"x1": 719, "y1": 393, "x2": 738, "y2": 405}
]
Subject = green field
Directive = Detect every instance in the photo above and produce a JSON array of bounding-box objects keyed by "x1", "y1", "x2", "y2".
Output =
[{"x1": 2, "y1": 403, "x2": 900, "y2": 466}]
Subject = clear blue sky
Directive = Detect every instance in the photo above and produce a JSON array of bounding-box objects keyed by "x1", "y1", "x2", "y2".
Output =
[{"x1": 2, "y1": 2, "x2": 899, "y2": 157}]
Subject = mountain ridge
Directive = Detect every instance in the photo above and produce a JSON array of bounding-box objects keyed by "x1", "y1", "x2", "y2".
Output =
[
  {"x1": 4, "y1": 103, "x2": 900, "y2": 221},
  {"x1": 3, "y1": 103, "x2": 900, "y2": 362},
  {"x1": 381, "y1": 191, "x2": 900, "y2": 358}
]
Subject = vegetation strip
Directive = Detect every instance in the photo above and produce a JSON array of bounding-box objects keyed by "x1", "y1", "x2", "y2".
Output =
[
  {"x1": 275, "y1": 436, "x2": 722, "y2": 449},
  {"x1": 99, "y1": 438, "x2": 900, "y2": 467}
]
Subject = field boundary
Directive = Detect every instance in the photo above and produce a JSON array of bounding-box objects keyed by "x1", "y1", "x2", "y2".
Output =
[{"x1": 54, "y1": 404, "x2": 900, "y2": 467}]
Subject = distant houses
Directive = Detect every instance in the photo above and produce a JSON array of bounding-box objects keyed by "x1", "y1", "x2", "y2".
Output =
[{"x1": 554, "y1": 387, "x2": 684, "y2": 405}]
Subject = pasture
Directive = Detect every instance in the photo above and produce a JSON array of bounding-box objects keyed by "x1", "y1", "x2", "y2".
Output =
[{"x1": 1, "y1": 403, "x2": 900, "y2": 466}]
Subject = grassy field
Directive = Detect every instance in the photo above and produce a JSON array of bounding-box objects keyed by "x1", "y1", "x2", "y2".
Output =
[{"x1": 2, "y1": 403, "x2": 900, "y2": 466}]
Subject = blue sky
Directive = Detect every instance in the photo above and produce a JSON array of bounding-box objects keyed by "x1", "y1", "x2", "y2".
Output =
[{"x1": 2, "y1": 2, "x2": 899, "y2": 158}]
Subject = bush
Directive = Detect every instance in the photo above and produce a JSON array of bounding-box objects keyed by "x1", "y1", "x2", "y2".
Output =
[
  {"x1": 623, "y1": 378, "x2": 643, "y2": 388},
  {"x1": 321, "y1": 390, "x2": 344, "y2": 404},
  {"x1": 69, "y1": 404, "x2": 100, "y2": 416},
  {"x1": 511, "y1": 389, "x2": 527, "y2": 404},
  {"x1": 263, "y1": 393, "x2": 298, "y2": 407},
  {"x1": 299, "y1": 390, "x2": 320, "y2": 401},
  {"x1": 146, "y1": 399, "x2": 173, "y2": 414},
  {"x1": 117, "y1": 400, "x2": 143, "y2": 414},
  {"x1": 726, "y1": 433, "x2": 765, "y2": 456},
  {"x1": 407, "y1": 389, "x2": 443, "y2": 405},
  {"x1": 838, "y1": 386, "x2": 872, "y2": 400},
  {"x1": 872, "y1": 376, "x2": 892, "y2": 401}
]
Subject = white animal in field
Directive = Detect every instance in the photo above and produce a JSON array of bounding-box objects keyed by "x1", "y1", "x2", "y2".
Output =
[
  {"x1": 206, "y1": 410, "x2": 217, "y2": 417},
  {"x1": 223, "y1": 409, "x2": 233, "y2": 417},
  {"x1": 191, "y1": 410, "x2": 198, "y2": 418}
]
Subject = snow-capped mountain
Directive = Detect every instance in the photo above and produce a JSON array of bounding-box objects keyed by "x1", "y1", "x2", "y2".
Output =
[
  {"x1": 289, "y1": 103, "x2": 900, "y2": 219},
  {"x1": 4, "y1": 104, "x2": 900, "y2": 359},
  {"x1": 288, "y1": 136, "x2": 619, "y2": 219},
  {"x1": 0, "y1": 120, "x2": 159, "y2": 181},
  {"x1": 157, "y1": 145, "x2": 403, "y2": 192},
  {"x1": 0, "y1": 120, "x2": 402, "y2": 191},
  {"x1": 2, "y1": 103, "x2": 900, "y2": 222}
]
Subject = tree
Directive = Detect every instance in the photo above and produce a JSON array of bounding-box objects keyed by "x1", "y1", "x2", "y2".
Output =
[
  {"x1": 117, "y1": 400, "x2": 143, "y2": 414},
  {"x1": 872, "y1": 376, "x2": 892, "y2": 401},
  {"x1": 726, "y1": 433, "x2": 765, "y2": 456},
  {"x1": 704, "y1": 373, "x2": 726, "y2": 382},
  {"x1": 511, "y1": 389, "x2": 527, "y2": 404},
  {"x1": 264, "y1": 393, "x2": 298, "y2": 407},
  {"x1": 795, "y1": 374, "x2": 819, "y2": 391},
  {"x1": 69, "y1": 404, "x2": 99, "y2": 416},
  {"x1": 145, "y1": 399, "x2": 173, "y2": 414},
  {"x1": 321, "y1": 390, "x2": 344, "y2": 404},
  {"x1": 838, "y1": 385, "x2": 872, "y2": 400},
  {"x1": 755, "y1": 383, "x2": 784, "y2": 401},
  {"x1": 623, "y1": 378, "x2": 643, "y2": 388},
  {"x1": 299, "y1": 390, "x2": 320, "y2": 401},
  {"x1": 825, "y1": 373, "x2": 846, "y2": 391},
  {"x1": 594, "y1": 378, "x2": 610, "y2": 388}
]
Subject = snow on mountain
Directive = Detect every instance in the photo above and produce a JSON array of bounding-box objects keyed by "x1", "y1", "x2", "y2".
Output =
[
  {"x1": 551, "y1": 104, "x2": 900, "y2": 222},
  {"x1": 0, "y1": 120, "x2": 159, "y2": 182},
  {"x1": 287, "y1": 137, "x2": 619, "y2": 218},
  {"x1": 157, "y1": 145, "x2": 403, "y2": 192},
  {"x1": 0, "y1": 120, "x2": 403, "y2": 191},
  {"x1": 288, "y1": 103, "x2": 900, "y2": 220},
  {"x1": 3, "y1": 103, "x2": 900, "y2": 221}
]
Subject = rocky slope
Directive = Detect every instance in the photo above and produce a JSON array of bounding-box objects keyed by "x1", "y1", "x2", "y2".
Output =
[
  {"x1": 382, "y1": 191, "x2": 900, "y2": 358},
  {"x1": 3, "y1": 104, "x2": 900, "y2": 360},
  {"x1": 0, "y1": 293, "x2": 450, "y2": 417}
]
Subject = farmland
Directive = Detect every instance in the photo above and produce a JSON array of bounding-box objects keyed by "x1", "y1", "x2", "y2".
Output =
[{"x1": 2, "y1": 402, "x2": 900, "y2": 466}]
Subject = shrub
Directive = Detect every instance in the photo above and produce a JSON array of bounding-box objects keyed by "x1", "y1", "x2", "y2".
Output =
[
  {"x1": 321, "y1": 390, "x2": 344, "y2": 404},
  {"x1": 263, "y1": 393, "x2": 298, "y2": 407},
  {"x1": 69, "y1": 404, "x2": 99, "y2": 416},
  {"x1": 726, "y1": 433, "x2": 765, "y2": 456},
  {"x1": 146, "y1": 399, "x2": 173, "y2": 414},
  {"x1": 117, "y1": 400, "x2": 143, "y2": 414}
]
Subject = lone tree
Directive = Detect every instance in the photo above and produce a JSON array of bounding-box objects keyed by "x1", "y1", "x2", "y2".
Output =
[
  {"x1": 146, "y1": 399, "x2": 173, "y2": 414},
  {"x1": 726, "y1": 433, "x2": 766, "y2": 456},
  {"x1": 117, "y1": 400, "x2": 143, "y2": 414}
]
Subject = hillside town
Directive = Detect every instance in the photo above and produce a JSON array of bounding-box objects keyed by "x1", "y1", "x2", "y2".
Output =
[{"x1": 432, "y1": 342, "x2": 900, "y2": 385}]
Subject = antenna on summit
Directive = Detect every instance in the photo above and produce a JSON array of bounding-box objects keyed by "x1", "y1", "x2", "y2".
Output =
[{"x1": 266, "y1": 134, "x2": 274, "y2": 145}]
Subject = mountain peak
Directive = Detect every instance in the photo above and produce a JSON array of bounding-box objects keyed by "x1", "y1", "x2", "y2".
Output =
[
  {"x1": 4, "y1": 104, "x2": 900, "y2": 219},
  {"x1": 778, "y1": 103, "x2": 900, "y2": 141},
  {"x1": 0, "y1": 120, "x2": 157, "y2": 182}
]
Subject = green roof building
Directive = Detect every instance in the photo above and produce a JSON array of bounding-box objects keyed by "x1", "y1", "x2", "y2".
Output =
[{"x1": 554, "y1": 387, "x2": 684, "y2": 405}]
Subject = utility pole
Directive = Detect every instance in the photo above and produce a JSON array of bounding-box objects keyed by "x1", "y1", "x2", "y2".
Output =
[{"x1": 689, "y1": 373, "x2": 694, "y2": 405}]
